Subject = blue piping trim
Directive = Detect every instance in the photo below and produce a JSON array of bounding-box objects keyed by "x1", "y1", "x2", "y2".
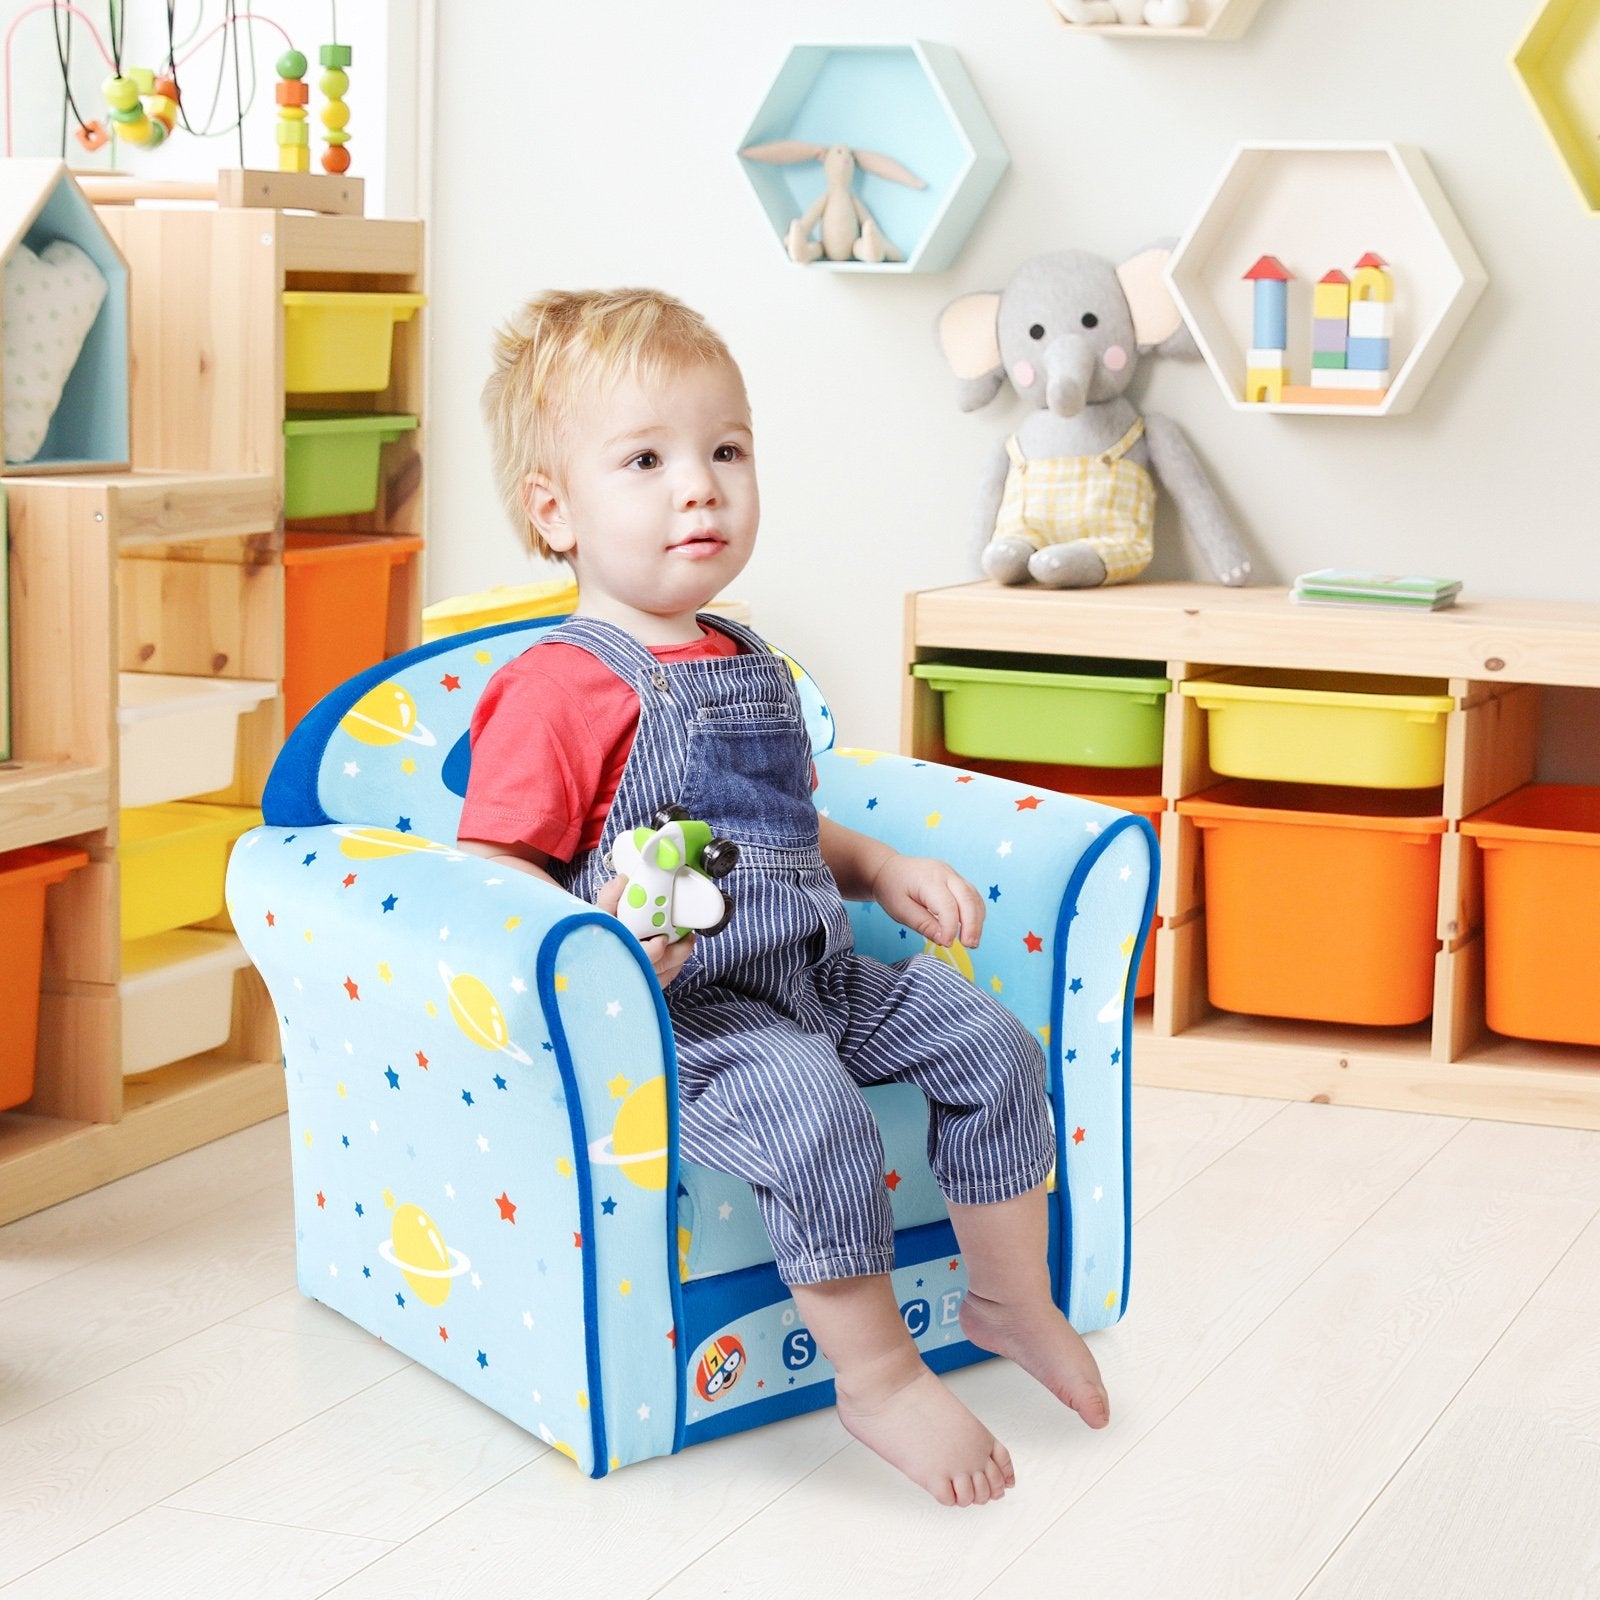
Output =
[
  {"x1": 1049, "y1": 811, "x2": 1160, "y2": 1322},
  {"x1": 263, "y1": 615, "x2": 569, "y2": 827}
]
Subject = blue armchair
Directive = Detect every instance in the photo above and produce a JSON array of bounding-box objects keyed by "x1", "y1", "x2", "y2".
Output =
[{"x1": 228, "y1": 616, "x2": 1157, "y2": 1477}]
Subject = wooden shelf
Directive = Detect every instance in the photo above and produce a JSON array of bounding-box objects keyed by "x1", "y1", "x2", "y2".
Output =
[
  {"x1": 0, "y1": 758, "x2": 108, "y2": 854},
  {"x1": 1165, "y1": 143, "x2": 1487, "y2": 417},
  {"x1": 905, "y1": 581, "x2": 1600, "y2": 1129}
]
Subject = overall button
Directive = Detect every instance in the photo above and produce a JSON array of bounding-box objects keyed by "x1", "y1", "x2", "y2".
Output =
[{"x1": 650, "y1": 671, "x2": 670, "y2": 693}]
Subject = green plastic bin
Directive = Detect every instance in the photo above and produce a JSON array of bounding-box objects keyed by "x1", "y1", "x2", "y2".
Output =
[
  {"x1": 911, "y1": 657, "x2": 1171, "y2": 768},
  {"x1": 283, "y1": 411, "x2": 418, "y2": 520}
]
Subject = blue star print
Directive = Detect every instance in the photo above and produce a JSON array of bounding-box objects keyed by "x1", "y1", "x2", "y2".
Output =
[
  {"x1": 493, "y1": 1075, "x2": 507, "y2": 1091},
  {"x1": 461, "y1": 1090, "x2": 474, "y2": 1107},
  {"x1": 302, "y1": 852, "x2": 317, "y2": 866},
  {"x1": 384, "y1": 1066, "x2": 400, "y2": 1089},
  {"x1": 476, "y1": 1350, "x2": 489, "y2": 1369},
  {"x1": 1069, "y1": 977, "x2": 1084, "y2": 994},
  {"x1": 988, "y1": 885, "x2": 1001, "y2": 903},
  {"x1": 395, "y1": 816, "x2": 413, "y2": 834},
  {"x1": 601, "y1": 1197, "x2": 617, "y2": 1215},
  {"x1": 381, "y1": 894, "x2": 398, "y2": 913}
]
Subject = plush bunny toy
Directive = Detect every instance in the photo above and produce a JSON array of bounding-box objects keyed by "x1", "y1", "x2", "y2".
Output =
[{"x1": 937, "y1": 246, "x2": 1251, "y2": 589}]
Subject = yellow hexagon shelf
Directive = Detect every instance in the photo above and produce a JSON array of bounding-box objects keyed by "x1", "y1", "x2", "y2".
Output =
[
  {"x1": 1513, "y1": 0, "x2": 1600, "y2": 211},
  {"x1": 1165, "y1": 143, "x2": 1487, "y2": 417},
  {"x1": 1047, "y1": 0, "x2": 1270, "y2": 39},
  {"x1": 737, "y1": 41, "x2": 1008, "y2": 274}
]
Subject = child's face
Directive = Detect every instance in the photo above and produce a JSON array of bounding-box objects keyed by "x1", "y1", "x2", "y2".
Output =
[{"x1": 530, "y1": 359, "x2": 757, "y2": 640}]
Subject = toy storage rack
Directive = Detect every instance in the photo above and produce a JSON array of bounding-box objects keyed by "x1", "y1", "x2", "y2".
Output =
[
  {"x1": 904, "y1": 580, "x2": 1600, "y2": 1131},
  {"x1": 0, "y1": 175, "x2": 426, "y2": 1225}
]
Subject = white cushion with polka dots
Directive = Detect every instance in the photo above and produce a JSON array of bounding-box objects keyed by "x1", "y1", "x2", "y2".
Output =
[{"x1": 3, "y1": 238, "x2": 107, "y2": 463}]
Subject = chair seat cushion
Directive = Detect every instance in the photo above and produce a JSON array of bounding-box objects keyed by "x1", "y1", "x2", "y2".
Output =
[{"x1": 676, "y1": 1082, "x2": 951, "y2": 1281}]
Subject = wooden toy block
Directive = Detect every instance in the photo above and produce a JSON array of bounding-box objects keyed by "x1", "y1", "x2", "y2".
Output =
[
  {"x1": 1346, "y1": 336, "x2": 1391, "y2": 371},
  {"x1": 1331, "y1": 367, "x2": 1388, "y2": 388},
  {"x1": 1351, "y1": 251, "x2": 1394, "y2": 302},
  {"x1": 1312, "y1": 350, "x2": 1348, "y2": 370},
  {"x1": 1281, "y1": 383, "x2": 1387, "y2": 405},
  {"x1": 1347, "y1": 298, "x2": 1394, "y2": 339},
  {"x1": 1312, "y1": 270, "x2": 1351, "y2": 319},
  {"x1": 1244, "y1": 364, "x2": 1288, "y2": 403},
  {"x1": 1312, "y1": 318, "x2": 1348, "y2": 353}
]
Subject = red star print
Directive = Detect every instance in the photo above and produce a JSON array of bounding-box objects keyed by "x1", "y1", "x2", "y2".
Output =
[
  {"x1": 315, "y1": 1190, "x2": 326, "y2": 1209},
  {"x1": 265, "y1": 909, "x2": 275, "y2": 926},
  {"x1": 439, "y1": 1326, "x2": 449, "y2": 1342},
  {"x1": 884, "y1": 1170, "x2": 901, "y2": 1191},
  {"x1": 496, "y1": 1192, "x2": 517, "y2": 1223},
  {"x1": 573, "y1": 1231, "x2": 583, "y2": 1248},
  {"x1": 1015, "y1": 794, "x2": 1043, "y2": 811},
  {"x1": 342, "y1": 873, "x2": 356, "y2": 888},
  {"x1": 955, "y1": 774, "x2": 974, "y2": 784},
  {"x1": 757, "y1": 1379, "x2": 765, "y2": 1388},
  {"x1": 342, "y1": 976, "x2": 360, "y2": 1001},
  {"x1": 441, "y1": 674, "x2": 461, "y2": 691},
  {"x1": 1023, "y1": 931, "x2": 1044, "y2": 953},
  {"x1": 949, "y1": 1259, "x2": 960, "y2": 1271},
  {"x1": 416, "y1": 1051, "x2": 429, "y2": 1070},
  {"x1": 667, "y1": 1327, "x2": 677, "y2": 1347},
  {"x1": 1073, "y1": 1126, "x2": 1086, "y2": 1145}
]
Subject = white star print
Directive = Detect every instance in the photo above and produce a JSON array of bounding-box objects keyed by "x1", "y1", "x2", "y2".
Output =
[
  {"x1": 445, "y1": 1183, "x2": 456, "y2": 1200},
  {"x1": 718, "y1": 1202, "x2": 733, "y2": 1220},
  {"x1": 343, "y1": 1040, "x2": 354, "y2": 1055},
  {"x1": 439, "y1": 926, "x2": 450, "y2": 941},
  {"x1": 1085, "y1": 821, "x2": 1102, "y2": 835},
  {"x1": 533, "y1": 1389, "x2": 542, "y2": 1403},
  {"x1": 1093, "y1": 1185, "x2": 1104, "y2": 1201},
  {"x1": 369, "y1": 1120, "x2": 380, "y2": 1133},
  {"x1": 1120, "y1": 865, "x2": 1133, "y2": 880},
  {"x1": 477, "y1": 1135, "x2": 490, "y2": 1153},
  {"x1": 343, "y1": 761, "x2": 360, "y2": 777},
  {"x1": 606, "y1": 1001, "x2": 622, "y2": 1018},
  {"x1": 329, "y1": 1263, "x2": 339, "y2": 1277},
  {"x1": 997, "y1": 840, "x2": 1013, "y2": 858},
  {"x1": 471, "y1": 1273, "x2": 482, "y2": 1289},
  {"x1": 510, "y1": 976, "x2": 527, "y2": 993},
  {"x1": 523, "y1": 1311, "x2": 534, "y2": 1329},
  {"x1": 485, "y1": 877, "x2": 503, "y2": 886},
  {"x1": 819, "y1": 806, "x2": 830, "y2": 818},
  {"x1": 638, "y1": 1403, "x2": 651, "y2": 1421},
  {"x1": 293, "y1": 977, "x2": 303, "y2": 990}
]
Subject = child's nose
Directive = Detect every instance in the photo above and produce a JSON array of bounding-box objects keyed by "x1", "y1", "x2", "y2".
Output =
[{"x1": 677, "y1": 467, "x2": 718, "y2": 510}]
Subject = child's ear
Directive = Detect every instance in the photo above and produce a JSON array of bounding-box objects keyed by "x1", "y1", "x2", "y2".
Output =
[{"x1": 524, "y1": 472, "x2": 574, "y2": 555}]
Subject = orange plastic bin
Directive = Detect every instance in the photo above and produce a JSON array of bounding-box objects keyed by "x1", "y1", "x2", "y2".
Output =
[
  {"x1": 1462, "y1": 785, "x2": 1600, "y2": 1048},
  {"x1": 283, "y1": 533, "x2": 424, "y2": 730},
  {"x1": 1178, "y1": 782, "x2": 1445, "y2": 1026},
  {"x1": 970, "y1": 759, "x2": 1163, "y2": 999},
  {"x1": 0, "y1": 843, "x2": 90, "y2": 1110}
]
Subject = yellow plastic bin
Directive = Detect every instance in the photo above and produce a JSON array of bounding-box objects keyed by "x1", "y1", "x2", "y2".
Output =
[
  {"x1": 912, "y1": 656, "x2": 1171, "y2": 768},
  {"x1": 118, "y1": 802, "x2": 263, "y2": 942},
  {"x1": 1179, "y1": 670, "x2": 1454, "y2": 789},
  {"x1": 422, "y1": 579, "x2": 579, "y2": 642},
  {"x1": 1462, "y1": 785, "x2": 1600, "y2": 1048},
  {"x1": 282, "y1": 291, "x2": 426, "y2": 393},
  {"x1": 1178, "y1": 781, "x2": 1446, "y2": 1027}
]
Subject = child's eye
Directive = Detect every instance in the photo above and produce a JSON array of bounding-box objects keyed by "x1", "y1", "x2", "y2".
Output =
[
  {"x1": 712, "y1": 443, "x2": 745, "y2": 463},
  {"x1": 627, "y1": 451, "x2": 661, "y2": 470}
]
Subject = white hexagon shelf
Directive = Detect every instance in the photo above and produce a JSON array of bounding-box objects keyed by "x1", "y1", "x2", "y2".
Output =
[
  {"x1": 1166, "y1": 143, "x2": 1487, "y2": 417},
  {"x1": 1512, "y1": 0, "x2": 1600, "y2": 212},
  {"x1": 1047, "y1": 0, "x2": 1270, "y2": 40},
  {"x1": 737, "y1": 41, "x2": 1008, "y2": 274}
]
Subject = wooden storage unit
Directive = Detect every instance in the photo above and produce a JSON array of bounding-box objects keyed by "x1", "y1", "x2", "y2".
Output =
[
  {"x1": 904, "y1": 580, "x2": 1600, "y2": 1129},
  {"x1": 0, "y1": 471, "x2": 288, "y2": 1223}
]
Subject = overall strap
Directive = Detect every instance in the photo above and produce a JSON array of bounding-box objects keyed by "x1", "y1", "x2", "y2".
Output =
[
  {"x1": 1005, "y1": 436, "x2": 1026, "y2": 468},
  {"x1": 1099, "y1": 417, "x2": 1146, "y2": 465},
  {"x1": 539, "y1": 614, "x2": 663, "y2": 685},
  {"x1": 694, "y1": 612, "x2": 769, "y2": 657}
]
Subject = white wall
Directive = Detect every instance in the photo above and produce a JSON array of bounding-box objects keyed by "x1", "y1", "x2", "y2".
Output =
[
  {"x1": 1, "y1": 1, "x2": 402, "y2": 213},
  {"x1": 426, "y1": 0, "x2": 1600, "y2": 751}
]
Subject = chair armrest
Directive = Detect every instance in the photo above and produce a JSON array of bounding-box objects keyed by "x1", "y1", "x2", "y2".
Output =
[{"x1": 228, "y1": 823, "x2": 685, "y2": 1475}]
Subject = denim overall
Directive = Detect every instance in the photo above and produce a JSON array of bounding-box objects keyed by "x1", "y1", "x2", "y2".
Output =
[{"x1": 543, "y1": 614, "x2": 1053, "y2": 1286}]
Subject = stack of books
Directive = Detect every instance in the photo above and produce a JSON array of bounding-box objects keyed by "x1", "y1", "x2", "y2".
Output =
[{"x1": 1291, "y1": 570, "x2": 1462, "y2": 611}]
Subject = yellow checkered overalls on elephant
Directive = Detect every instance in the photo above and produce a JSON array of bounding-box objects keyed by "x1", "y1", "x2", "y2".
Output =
[{"x1": 994, "y1": 418, "x2": 1157, "y2": 585}]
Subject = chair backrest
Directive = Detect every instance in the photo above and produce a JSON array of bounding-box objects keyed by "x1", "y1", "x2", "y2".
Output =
[{"x1": 262, "y1": 615, "x2": 837, "y2": 838}]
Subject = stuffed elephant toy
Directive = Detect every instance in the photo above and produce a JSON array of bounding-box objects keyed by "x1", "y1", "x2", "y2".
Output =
[{"x1": 937, "y1": 246, "x2": 1251, "y2": 589}]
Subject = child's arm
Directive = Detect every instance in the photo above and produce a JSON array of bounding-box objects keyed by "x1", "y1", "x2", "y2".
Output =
[
  {"x1": 456, "y1": 836, "x2": 697, "y2": 988},
  {"x1": 818, "y1": 816, "x2": 986, "y2": 950}
]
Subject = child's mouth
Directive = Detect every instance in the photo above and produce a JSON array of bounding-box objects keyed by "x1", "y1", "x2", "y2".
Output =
[{"x1": 672, "y1": 532, "x2": 725, "y2": 559}]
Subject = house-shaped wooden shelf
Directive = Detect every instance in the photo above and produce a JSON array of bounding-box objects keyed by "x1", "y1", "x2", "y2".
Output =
[
  {"x1": 1048, "y1": 0, "x2": 1270, "y2": 40},
  {"x1": 1165, "y1": 143, "x2": 1487, "y2": 417},
  {"x1": 0, "y1": 160, "x2": 128, "y2": 472},
  {"x1": 737, "y1": 41, "x2": 1008, "y2": 274},
  {"x1": 1513, "y1": 0, "x2": 1600, "y2": 212}
]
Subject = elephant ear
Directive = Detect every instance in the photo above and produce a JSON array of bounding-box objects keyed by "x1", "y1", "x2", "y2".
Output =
[
  {"x1": 936, "y1": 291, "x2": 1005, "y2": 411},
  {"x1": 1116, "y1": 246, "x2": 1190, "y2": 355}
]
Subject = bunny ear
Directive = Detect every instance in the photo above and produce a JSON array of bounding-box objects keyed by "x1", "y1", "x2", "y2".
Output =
[
  {"x1": 852, "y1": 149, "x2": 927, "y2": 189},
  {"x1": 740, "y1": 140, "x2": 825, "y2": 165},
  {"x1": 1116, "y1": 246, "x2": 1185, "y2": 351}
]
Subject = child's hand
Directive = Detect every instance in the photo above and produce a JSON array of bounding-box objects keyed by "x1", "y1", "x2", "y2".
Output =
[
  {"x1": 597, "y1": 875, "x2": 697, "y2": 988},
  {"x1": 870, "y1": 854, "x2": 986, "y2": 950}
]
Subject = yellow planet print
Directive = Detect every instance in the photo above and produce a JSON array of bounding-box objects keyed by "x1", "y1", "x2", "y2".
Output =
[
  {"x1": 340, "y1": 682, "x2": 438, "y2": 748},
  {"x1": 588, "y1": 1075, "x2": 669, "y2": 1191},
  {"x1": 378, "y1": 1203, "x2": 472, "y2": 1306},
  {"x1": 923, "y1": 937, "x2": 976, "y2": 984},
  {"x1": 335, "y1": 826, "x2": 464, "y2": 862},
  {"x1": 439, "y1": 962, "x2": 533, "y2": 1065}
]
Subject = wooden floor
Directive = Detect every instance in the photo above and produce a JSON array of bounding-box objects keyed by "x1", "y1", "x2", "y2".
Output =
[{"x1": 3, "y1": 1089, "x2": 1597, "y2": 1599}]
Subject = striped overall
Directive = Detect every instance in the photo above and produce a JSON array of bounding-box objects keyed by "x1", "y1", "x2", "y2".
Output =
[
  {"x1": 544, "y1": 615, "x2": 1053, "y2": 1287},
  {"x1": 994, "y1": 418, "x2": 1157, "y2": 586}
]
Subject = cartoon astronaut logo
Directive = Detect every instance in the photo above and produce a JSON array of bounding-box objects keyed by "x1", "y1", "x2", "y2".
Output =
[{"x1": 695, "y1": 1335, "x2": 747, "y2": 1402}]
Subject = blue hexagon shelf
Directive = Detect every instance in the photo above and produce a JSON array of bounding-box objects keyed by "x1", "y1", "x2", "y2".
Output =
[{"x1": 738, "y1": 41, "x2": 1009, "y2": 274}]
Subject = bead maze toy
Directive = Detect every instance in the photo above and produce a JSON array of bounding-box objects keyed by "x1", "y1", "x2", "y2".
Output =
[{"x1": 606, "y1": 804, "x2": 739, "y2": 944}]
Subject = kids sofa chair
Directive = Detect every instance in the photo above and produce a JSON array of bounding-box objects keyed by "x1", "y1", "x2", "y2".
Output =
[{"x1": 228, "y1": 616, "x2": 1158, "y2": 1477}]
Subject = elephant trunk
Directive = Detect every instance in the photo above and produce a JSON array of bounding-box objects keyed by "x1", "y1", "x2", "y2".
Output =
[{"x1": 1045, "y1": 336, "x2": 1100, "y2": 418}]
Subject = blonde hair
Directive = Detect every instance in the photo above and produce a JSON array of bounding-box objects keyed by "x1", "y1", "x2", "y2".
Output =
[{"x1": 482, "y1": 287, "x2": 741, "y2": 559}]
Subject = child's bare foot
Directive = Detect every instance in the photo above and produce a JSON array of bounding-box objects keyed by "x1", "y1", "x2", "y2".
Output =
[
  {"x1": 834, "y1": 1347, "x2": 1014, "y2": 1507},
  {"x1": 959, "y1": 1291, "x2": 1111, "y2": 1428}
]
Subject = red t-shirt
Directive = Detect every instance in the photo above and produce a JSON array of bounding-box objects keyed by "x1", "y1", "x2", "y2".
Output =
[{"x1": 458, "y1": 626, "x2": 742, "y2": 861}]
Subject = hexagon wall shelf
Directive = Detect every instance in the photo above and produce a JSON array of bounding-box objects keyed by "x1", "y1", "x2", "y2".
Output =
[
  {"x1": 1165, "y1": 143, "x2": 1487, "y2": 417},
  {"x1": 1513, "y1": 0, "x2": 1600, "y2": 211},
  {"x1": 737, "y1": 41, "x2": 1008, "y2": 274},
  {"x1": 1048, "y1": 0, "x2": 1270, "y2": 41}
]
